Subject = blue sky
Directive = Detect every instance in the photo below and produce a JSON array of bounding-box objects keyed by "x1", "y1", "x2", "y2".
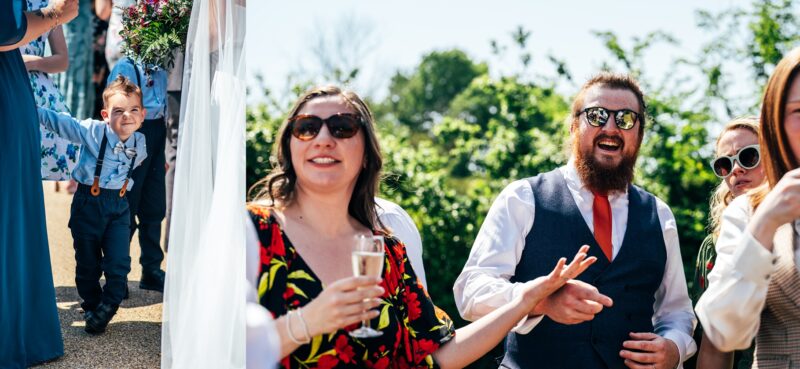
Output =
[{"x1": 247, "y1": 1, "x2": 751, "y2": 101}]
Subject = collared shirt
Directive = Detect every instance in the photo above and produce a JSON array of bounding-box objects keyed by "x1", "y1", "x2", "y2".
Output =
[
  {"x1": 38, "y1": 108, "x2": 147, "y2": 190},
  {"x1": 376, "y1": 197, "x2": 428, "y2": 290},
  {"x1": 107, "y1": 56, "x2": 168, "y2": 120},
  {"x1": 695, "y1": 195, "x2": 800, "y2": 352},
  {"x1": 453, "y1": 160, "x2": 697, "y2": 365}
]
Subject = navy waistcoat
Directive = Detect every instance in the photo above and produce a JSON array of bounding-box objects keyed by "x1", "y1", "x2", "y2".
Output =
[{"x1": 501, "y1": 169, "x2": 666, "y2": 369}]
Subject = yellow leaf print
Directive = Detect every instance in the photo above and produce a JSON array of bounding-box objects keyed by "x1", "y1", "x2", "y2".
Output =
[
  {"x1": 287, "y1": 270, "x2": 316, "y2": 282},
  {"x1": 267, "y1": 260, "x2": 285, "y2": 290},
  {"x1": 257, "y1": 273, "x2": 269, "y2": 298},
  {"x1": 300, "y1": 349, "x2": 336, "y2": 365},
  {"x1": 287, "y1": 282, "x2": 308, "y2": 299},
  {"x1": 305, "y1": 334, "x2": 323, "y2": 362},
  {"x1": 378, "y1": 303, "x2": 391, "y2": 330}
]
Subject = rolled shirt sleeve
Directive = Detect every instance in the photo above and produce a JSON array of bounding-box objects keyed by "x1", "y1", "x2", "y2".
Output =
[
  {"x1": 695, "y1": 195, "x2": 775, "y2": 352},
  {"x1": 653, "y1": 199, "x2": 698, "y2": 367},
  {"x1": 453, "y1": 180, "x2": 542, "y2": 333}
]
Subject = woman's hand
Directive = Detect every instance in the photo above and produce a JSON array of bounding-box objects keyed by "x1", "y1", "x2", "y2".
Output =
[
  {"x1": 300, "y1": 276, "x2": 384, "y2": 337},
  {"x1": 519, "y1": 245, "x2": 597, "y2": 311},
  {"x1": 748, "y1": 167, "x2": 800, "y2": 250},
  {"x1": 22, "y1": 54, "x2": 39, "y2": 71},
  {"x1": 46, "y1": 0, "x2": 79, "y2": 25}
]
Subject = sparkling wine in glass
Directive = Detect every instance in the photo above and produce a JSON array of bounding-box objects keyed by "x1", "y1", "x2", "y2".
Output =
[{"x1": 349, "y1": 234, "x2": 385, "y2": 338}]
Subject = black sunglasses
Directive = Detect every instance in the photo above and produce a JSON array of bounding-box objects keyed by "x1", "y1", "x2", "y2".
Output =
[
  {"x1": 711, "y1": 144, "x2": 761, "y2": 178},
  {"x1": 288, "y1": 113, "x2": 362, "y2": 141},
  {"x1": 579, "y1": 107, "x2": 639, "y2": 130}
]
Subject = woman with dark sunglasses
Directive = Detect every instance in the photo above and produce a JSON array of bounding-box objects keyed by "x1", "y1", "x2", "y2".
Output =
[
  {"x1": 696, "y1": 47, "x2": 800, "y2": 368},
  {"x1": 693, "y1": 117, "x2": 763, "y2": 369},
  {"x1": 246, "y1": 85, "x2": 597, "y2": 369}
]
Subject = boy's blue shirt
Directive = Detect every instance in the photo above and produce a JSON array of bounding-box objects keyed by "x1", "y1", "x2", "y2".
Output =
[
  {"x1": 107, "y1": 57, "x2": 168, "y2": 120},
  {"x1": 38, "y1": 107, "x2": 147, "y2": 191}
]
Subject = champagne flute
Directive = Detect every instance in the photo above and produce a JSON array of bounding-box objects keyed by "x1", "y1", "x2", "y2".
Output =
[{"x1": 349, "y1": 234, "x2": 385, "y2": 338}]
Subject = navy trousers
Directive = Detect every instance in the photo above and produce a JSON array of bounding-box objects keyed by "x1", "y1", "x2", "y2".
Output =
[
  {"x1": 127, "y1": 117, "x2": 167, "y2": 273},
  {"x1": 69, "y1": 185, "x2": 132, "y2": 311}
]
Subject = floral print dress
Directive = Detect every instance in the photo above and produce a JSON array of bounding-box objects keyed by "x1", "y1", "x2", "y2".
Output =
[
  {"x1": 248, "y1": 206, "x2": 455, "y2": 369},
  {"x1": 21, "y1": 0, "x2": 80, "y2": 181}
]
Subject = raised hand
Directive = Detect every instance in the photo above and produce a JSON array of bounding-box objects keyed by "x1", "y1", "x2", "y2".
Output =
[
  {"x1": 519, "y1": 245, "x2": 597, "y2": 310},
  {"x1": 299, "y1": 276, "x2": 384, "y2": 337},
  {"x1": 748, "y1": 167, "x2": 800, "y2": 251}
]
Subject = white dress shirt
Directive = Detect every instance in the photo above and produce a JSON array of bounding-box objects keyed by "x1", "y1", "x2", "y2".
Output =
[
  {"x1": 695, "y1": 195, "x2": 800, "y2": 352},
  {"x1": 376, "y1": 197, "x2": 428, "y2": 290},
  {"x1": 453, "y1": 161, "x2": 697, "y2": 364}
]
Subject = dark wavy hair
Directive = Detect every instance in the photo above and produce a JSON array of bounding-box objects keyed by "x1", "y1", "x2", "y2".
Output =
[{"x1": 249, "y1": 85, "x2": 385, "y2": 231}]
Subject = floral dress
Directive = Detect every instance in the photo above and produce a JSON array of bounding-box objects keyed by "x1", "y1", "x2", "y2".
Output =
[
  {"x1": 248, "y1": 206, "x2": 455, "y2": 369},
  {"x1": 21, "y1": 0, "x2": 80, "y2": 181}
]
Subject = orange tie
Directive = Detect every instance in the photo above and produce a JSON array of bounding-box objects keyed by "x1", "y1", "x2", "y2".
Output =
[{"x1": 592, "y1": 190, "x2": 613, "y2": 261}]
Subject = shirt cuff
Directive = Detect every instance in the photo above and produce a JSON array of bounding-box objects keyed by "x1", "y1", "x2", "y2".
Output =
[
  {"x1": 661, "y1": 329, "x2": 696, "y2": 368},
  {"x1": 732, "y1": 231, "x2": 777, "y2": 286},
  {"x1": 512, "y1": 314, "x2": 543, "y2": 334},
  {"x1": 507, "y1": 283, "x2": 544, "y2": 334}
]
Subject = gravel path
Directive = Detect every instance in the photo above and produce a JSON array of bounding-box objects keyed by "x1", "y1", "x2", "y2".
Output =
[{"x1": 35, "y1": 184, "x2": 165, "y2": 369}]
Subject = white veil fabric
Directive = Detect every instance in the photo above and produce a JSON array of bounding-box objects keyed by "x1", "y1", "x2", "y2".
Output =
[{"x1": 161, "y1": 0, "x2": 247, "y2": 367}]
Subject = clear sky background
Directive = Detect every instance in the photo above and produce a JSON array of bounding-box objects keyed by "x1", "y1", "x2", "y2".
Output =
[{"x1": 247, "y1": 1, "x2": 752, "y2": 101}]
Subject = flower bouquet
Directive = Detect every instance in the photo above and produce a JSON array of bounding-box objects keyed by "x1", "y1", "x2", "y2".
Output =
[{"x1": 119, "y1": 0, "x2": 193, "y2": 69}]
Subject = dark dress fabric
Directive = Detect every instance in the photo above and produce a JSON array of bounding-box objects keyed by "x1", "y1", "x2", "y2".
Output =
[
  {"x1": 0, "y1": 1, "x2": 64, "y2": 367},
  {"x1": 248, "y1": 205, "x2": 455, "y2": 369}
]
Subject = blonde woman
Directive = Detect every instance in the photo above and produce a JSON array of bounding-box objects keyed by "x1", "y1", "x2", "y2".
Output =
[
  {"x1": 696, "y1": 47, "x2": 800, "y2": 368},
  {"x1": 694, "y1": 117, "x2": 764, "y2": 369}
]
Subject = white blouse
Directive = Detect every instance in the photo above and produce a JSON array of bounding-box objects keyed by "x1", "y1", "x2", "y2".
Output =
[{"x1": 695, "y1": 195, "x2": 800, "y2": 351}]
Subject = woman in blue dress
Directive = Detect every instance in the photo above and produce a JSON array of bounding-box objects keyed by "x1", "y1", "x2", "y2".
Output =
[{"x1": 0, "y1": 0, "x2": 76, "y2": 367}]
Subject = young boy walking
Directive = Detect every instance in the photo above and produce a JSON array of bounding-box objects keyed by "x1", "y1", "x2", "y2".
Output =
[{"x1": 38, "y1": 76, "x2": 148, "y2": 334}]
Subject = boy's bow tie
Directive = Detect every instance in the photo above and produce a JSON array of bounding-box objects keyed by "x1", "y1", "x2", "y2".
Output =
[{"x1": 113, "y1": 142, "x2": 137, "y2": 159}]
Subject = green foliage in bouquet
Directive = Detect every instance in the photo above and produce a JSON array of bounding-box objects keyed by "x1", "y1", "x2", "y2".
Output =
[{"x1": 120, "y1": 0, "x2": 193, "y2": 69}]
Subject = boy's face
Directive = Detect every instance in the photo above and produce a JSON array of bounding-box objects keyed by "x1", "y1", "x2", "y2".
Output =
[{"x1": 101, "y1": 92, "x2": 146, "y2": 141}]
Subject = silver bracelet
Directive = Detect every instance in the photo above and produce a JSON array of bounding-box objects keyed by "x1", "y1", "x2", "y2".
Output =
[
  {"x1": 284, "y1": 310, "x2": 308, "y2": 345},
  {"x1": 296, "y1": 308, "x2": 312, "y2": 343}
]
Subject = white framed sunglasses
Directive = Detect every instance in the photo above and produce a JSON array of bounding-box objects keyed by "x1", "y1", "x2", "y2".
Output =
[{"x1": 710, "y1": 144, "x2": 761, "y2": 178}]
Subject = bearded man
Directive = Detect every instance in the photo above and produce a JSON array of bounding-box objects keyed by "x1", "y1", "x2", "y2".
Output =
[{"x1": 454, "y1": 73, "x2": 696, "y2": 369}]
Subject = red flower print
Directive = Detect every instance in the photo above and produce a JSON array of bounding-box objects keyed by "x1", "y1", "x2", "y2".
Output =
[
  {"x1": 412, "y1": 338, "x2": 438, "y2": 361},
  {"x1": 334, "y1": 335, "x2": 355, "y2": 364},
  {"x1": 699, "y1": 276, "x2": 705, "y2": 289},
  {"x1": 271, "y1": 224, "x2": 286, "y2": 257},
  {"x1": 259, "y1": 244, "x2": 272, "y2": 267},
  {"x1": 283, "y1": 287, "x2": 295, "y2": 300},
  {"x1": 314, "y1": 354, "x2": 339, "y2": 369},
  {"x1": 403, "y1": 291, "x2": 422, "y2": 321},
  {"x1": 364, "y1": 356, "x2": 390, "y2": 369},
  {"x1": 706, "y1": 261, "x2": 714, "y2": 270}
]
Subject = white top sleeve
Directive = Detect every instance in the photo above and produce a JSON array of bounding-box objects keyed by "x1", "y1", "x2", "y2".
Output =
[
  {"x1": 695, "y1": 196, "x2": 776, "y2": 351},
  {"x1": 376, "y1": 198, "x2": 428, "y2": 290},
  {"x1": 453, "y1": 180, "x2": 543, "y2": 333},
  {"x1": 653, "y1": 200, "x2": 698, "y2": 366}
]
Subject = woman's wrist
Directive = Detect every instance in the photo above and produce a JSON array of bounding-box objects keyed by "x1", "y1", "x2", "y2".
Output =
[
  {"x1": 42, "y1": 4, "x2": 61, "y2": 27},
  {"x1": 747, "y1": 211, "x2": 778, "y2": 251}
]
